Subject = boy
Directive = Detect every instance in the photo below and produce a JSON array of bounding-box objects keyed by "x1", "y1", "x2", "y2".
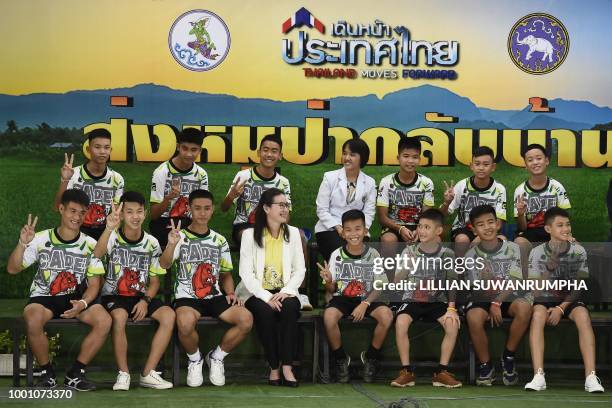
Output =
[
  {"x1": 160, "y1": 190, "x2": 253, "y2": 387},
  {"x1": 390, "y1": 209, "x2": 462, "y2": 388},
  {"x1": 319, "y1": 209, "x2": 393, "y2": 383},
  {"x1": 524, "y1": 207, "x2": 604, "y2": 392},
  {"x1": 7, "y1": 189, "x2": 111, "y2": 391},
  {"x1": 440, "y1": 147, "x2": 506, "y2": 253},
  {"x1": 464, "y1": 205, "x2": 532, "y2": 386},
  {"x1": 377, "y1": 137, "x2": 434, "y2": 244},
  {"x1": 94, "y1": 191, "x2": 176, "y2": 390},
  {"x1": 54, "y1": 128, "x2": 125, "y2": 240},
  {"x1": 221, "y1": 135, "x2": 291, "y2": 245},
  {"x1": 150, "y1": 128, "x2": 209, "y2": 248}
]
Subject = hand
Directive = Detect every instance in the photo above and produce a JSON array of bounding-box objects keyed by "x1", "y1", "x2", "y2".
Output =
[
  {"x1": 131, "y1": 299, "x2": 148, "y2": 321},
  {"x1": 334, "y1": 225, "x2": 344, "y2": 237},
  {"x1": 60, "y1": 299, "x2": 86, "y2": 319},
  {"x1": 489, "y1": 304, "x2": 502, "y2": 327},
  {"x1": 105, "y1": 202, "x2": 123, "y2": 231},
  {"x1": 270, "y1": 292, "x2": 290, "y2": 303},
  {"x1": 516, "y1": 193, "x2": 527, "y2": 217},
  {"x1": 267, "y1": 298, "x2": 282, "y2": 311},
  {"x1": 166, "y1": 178, "x2": 181, "y2": 200},
  {"x1": 442, "y1": 180, "x2": 455, "y2": 205},
  {"x1": 226, "y1": 293, "x2": 242, "y2": 306},
  {"x1": 546, "y1": 307, "x2": 563, "y2": 326},
  {"x1": 317, "y1": 261, "x2": 332, "y2": 284},
  {"x1": 351, "y1": 302, "x2": 368, "y2": 322},
  {"x1": 399, "y1": 227, "x2": 416, "y2": 243},
  {"x1": 230, "y1": 178, "x2": 247, "y2": 200},
  {"x1": 442, "y1": 309, "x2": 461, "y2": 328},
  {"x1": 61, "y1": 153, "x2": 75, "y2": 181},
  {"x1": 167, "y1": 219, "x2": 182, "y2": 246},
  {"x1": 19, "y1": 214, "x2": 38, "y2": 246}
]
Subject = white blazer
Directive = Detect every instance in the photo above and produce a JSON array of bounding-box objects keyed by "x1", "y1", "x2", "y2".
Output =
[
  {"x1": 314, "y1": 168, "x2": 377, "y2": 233},
  {"x1": 235, "y1": 225, "x2": 306, "y2": 302}
]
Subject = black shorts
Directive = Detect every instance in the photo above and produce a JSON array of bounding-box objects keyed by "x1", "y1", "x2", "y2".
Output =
[
  {"x1": 396, "y1": 302, "x2": 448, "y2": 322},
  {"x1": 516, "y1": 227, "x2": 550, "y2": 244},
  {"x1": 232, "y1": 222, "x2": 253, "y2": 246},
  {"x1": 173, "y1": 295, "x2": 231, "y2": 318},
  {"x1": 28, "y1": 295, "x2": 96, "y2": 319},
  {"x1": 102, "y1": 295, "x2": 164, "y2": 318},
  {"x1": 326, "y1": 295, "x2": 386, "y2": 317},
  {"x1": 381, "y1": 225, "x2": 416, "y2": 241},
  {"x1": 149, "y1": 217, "x2": 191, "y2": 249},
  {"x1": 81, "y1": 226, "x2": 105, "y2": 241},
  {"x1": 451, "y1": 227, "x2": 476, "y2": 242},
  {"x1": 533, "y1": 301, "x2": 587, "y2": 319},
  {"x1": 466, "y1": 301, "x2": 514, "y2": 318}
]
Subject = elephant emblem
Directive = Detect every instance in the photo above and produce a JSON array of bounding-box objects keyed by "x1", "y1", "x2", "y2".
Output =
[{"x1": 515, "y1": 32, "x2": 554, "y2": 63}]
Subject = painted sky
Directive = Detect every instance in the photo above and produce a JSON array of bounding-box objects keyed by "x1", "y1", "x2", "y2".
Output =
[{"x1": 1, "y1": 0, "x2": 610, "y2": 109}]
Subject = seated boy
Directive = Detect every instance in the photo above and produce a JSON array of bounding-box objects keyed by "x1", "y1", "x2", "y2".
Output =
[
  {"x1": 524, "y1": 207, "x2": 604, "y2": 393},
  {"x1": 464, "y1": 205, "x2": 532, "y2": 386},
  {"x1": 7, "y1": 189, "x2": 111, "y2": 391},
  {"x1": 94, "y1": 191, "x2": 176, "y2": 390},
  {"x1": 390, "y1": 209, "x2": 462, "y2": 388},
  {"x1": 319, "y1": 209, "x2": 393, "y2": 383}
]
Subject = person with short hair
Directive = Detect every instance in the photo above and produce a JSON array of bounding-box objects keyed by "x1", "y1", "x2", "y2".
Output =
[{"x1": 8, "y1": 189, "x2": 111, "y2": 391}]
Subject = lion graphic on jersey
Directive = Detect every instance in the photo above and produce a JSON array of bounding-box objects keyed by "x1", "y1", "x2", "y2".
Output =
[
  {"x1": 84, "y1": 203, "x2": 106, "y2": 227},
  {"x1": 342, "y1": 279, "x2": 366, "y2": 297},
  {"x1": 397, "y1": 206, "x2": 419, "y2": 224},
  {"x1": 527, "y1": 211, "x2": 546, "y2": 229},
  {"x1": 50, "y1": 271, "x2": 78, "y2": 295},
  {"x1": 117, "y1": 268, "x2": 144, "y2": 296},
  {"x1": 193, "y1": 263, "x2": 218, "y2": 299},
  {"x1": 170, "y1": 196, "x2": 189, "y2": 218}
]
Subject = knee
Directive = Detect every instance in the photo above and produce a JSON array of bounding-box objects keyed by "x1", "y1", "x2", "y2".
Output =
[
  {"x1": 514, "y1": 303, "x2": 532, "y2": 322},
  {"x1": 375, "y1": 308, "x2": 394, "y2": 329},
  {"x1": 395, "y1": 315, "x2": 411, "y2": 332},
  {"x1": 158, "y1": 307, "x2": 176, "y2": 328},
  {"x1": 466, "y1": 310, "x2": 485, "y2": 327},
  {"x1": 381, "y1": 233, "x2": 398, "y2": 244},
  {"x1": 454, "y1": 235, "x2": 471, "y2": 244},
  {"x1": 176, "y1": 314, "x2": 196, "y2": 336},
  {"x1": 323, "y1": 309, "x2": 340, "y2": 327},
  {"x1": 237, "y1": 311, "x2": 254, "y2": 331},
  {"x1": 95, "y1": 312, "x2": 112, "y2": 333}
]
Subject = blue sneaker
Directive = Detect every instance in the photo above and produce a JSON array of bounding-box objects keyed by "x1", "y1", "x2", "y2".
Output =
[
  {"x1": 476, "y1": 363, "x2": 495, "y2": 386},
  {"x1": 502, "y1": 356, "x2": 518, "y2": 385}
]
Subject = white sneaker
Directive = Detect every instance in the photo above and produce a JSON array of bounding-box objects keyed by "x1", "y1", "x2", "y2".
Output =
[
  {"x1": 585, "y1": 371, "x2": 604, "y2": 393},
  {"x1": 113, "y1": 371, "x2": 130, "y2": 391},
  {"x1": 186, "y1": 358, "x2": 204, "y2": 387},
  {"x1": 298, "y1": 294, "x2": 313, "y2": 311},
  {"x1": 524, "y1": 369, "x2": 546, "y2": 391},
  {"x1": 139, "y1": 370, "x2": 173, "y2": 389},
  {"x1": 205, "y1": 351, "x2": 226, "y2": 386}
]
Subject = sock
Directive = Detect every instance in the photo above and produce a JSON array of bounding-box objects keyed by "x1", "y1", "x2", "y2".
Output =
[
  {"x1": 402, "y1": 365, "x2": 414, "y2": 373},
  {"x1": 187, "y1": 349, "x2": 202, "y2": 362},
  {"x1": 68, "y1": 360, "x2": 86, "y2": 377},
  {"x1": 437, "y1": 364, "x2": 449, "y2": 373},
  {"x1": 41, "y1": 362, "x2": 55, "y2": 376},
  {"x1": 503, "y1": 348, "x2": 515, "y2": 359},
  {"x1": 365, "y1": 344, "x2": 381, "y2": 360},
  {"x1": 211, "y1": 346, "x2": 228, "y2": 361},
  {"x1": 332, "y1": 346, "x2": 347, "y2": 361},
  {"x1": 479, "y1": 361, "x2": 491, "y2": 368}
]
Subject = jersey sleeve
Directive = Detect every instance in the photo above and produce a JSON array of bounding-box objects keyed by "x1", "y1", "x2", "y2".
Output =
[
  {"x1": 150, "y1": 166, "x2": 166, "y2": 204},
  {"x1": 513, "y1": 184, "x2": 523, "y2": 218},
  {"x1": 219, "y1": 237, "x2": 233, "y2": 273},
  {"x1": 447, "y1": 180, "x2": 464, "y2": 214},
  {"x1": 495, "y1": 185, "x2": 507, "y2": 221},
  {"x1": 149, "y1": 239, "x2": 166, "y2": 276},
  {"x1": 66, "y1": 168, "x2": 79, "y2": 190},
  {"x1": 113, "y1": 172, "x2": 125, "y2": 204},
  {"x1": 376, "y1": 176, "x2": 390, "y2": 207},
  {"x1": 508, "y1": 243, "x2": 522, "y2": 280},
  {"x1": 86, "y1": 256, "x2": 106, "y2": 277},
  {"x1": 556, "y1": 182, "x2": 571, "y2": 209},
  {"x1": 527, "y1": 246, "x2": 546, "y2": 279},
  {"x1": 575, "y1": 246, "x2": 589, "y2": 279},
  {"x1": 106, "y1": 230, "x2": 117, "y2": 256},
  {"x1": 328, "y1": 248, "x2": 340, "y2": 281},
  {"x1": 282, "y1": 177, "x2": 292, "y2": 211},
  {"x1": 423, "y1": 177, "x2": 434, "y2": 207},
  {"x1": 227, "y1": 171, "x2": 242, "y2": 204},
  {"x1": 21, "y1": 234, "x2": 44, "y2": 269},
  {"x1": 199, "y1": 168, "x2": 209, "y2": 191}
]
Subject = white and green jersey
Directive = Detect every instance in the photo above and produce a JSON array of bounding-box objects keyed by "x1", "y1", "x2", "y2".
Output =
[
  {"x1": 397, "y1": 244, "x2": 456, "y2": 302},
  {"x1": 513, "y1": 178, "x2": 571, "y2": 229},
  {"x1": 101, "y1": 229, "x2": 165, "y2": 297},
  {"x1": 229, "y1": 167, "x2": 291, "y2": 225},
  {"x1": 528, "y1": 242, "x2": 588, "y2": 301},
  {"x1": 67, "y1": 165, "x2": 124, "y2": 229},
  {"x1": 448, "y1": 176, "x2": 507, "y2": 231},
  {"x1": 150, "y1": 160, "x2": 209, "y2": 219},
  {"x1": 23, "y1": 229, "x2": 104, "y2": 297},
  {"x1": 170, "y1": 228, "x2": 232, "y2": 300},
  {"x1": 329, "y1": 245, "x2": 382, "y2": 300},
  {"x1": 377, "y1": 172, "x2": 434, "y2": 227}
]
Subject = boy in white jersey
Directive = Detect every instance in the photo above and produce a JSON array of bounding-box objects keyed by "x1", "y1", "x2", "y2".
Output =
[
  {"x1": 378, "y1": 137, "x2": 434, "y2": 244},
  {"x1": 8, "y1": 189, "x2": 111, "y2": 391},
  {"x1": 161, "y1": 190, "x2": 253, "y2": 387},
  {"x1": 150, "y1": 128, "x2": 209, "y2": 248},
  {"x1": 54, "y1": 128, "x2": 125, "y2": 240},
  {"x1": 390, "y1": 209, "x2": 461, "y2": 389},
  {"x1": 524, "y1": 207, "x2": 604, "y2": 393},
  {"x1": 464, "y1": 205, "x2": 532, "y2": 387},
  {"x1": 440, "y1": 147, "x2": 507, "y2": 254},
  {"x1": 94, "y1": 191, "x2": 176, "y2": 391},
  {"x1": 319, "y1": 210, "x2": 393, "y2": 383}
]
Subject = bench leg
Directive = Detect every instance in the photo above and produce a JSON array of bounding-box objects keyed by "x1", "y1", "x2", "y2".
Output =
[
  {"x1": 172, "y1": 330, "x2": 181, "y2": 386},
  {"x1": 26, "y1": 344, "x2": 33, "y2": 387},
  {"x1": 12, "y1": 324, "x2": 20, "y2": 387},
  {"x1": 319, "y1": 318, "x2": 330, "y2": 382},
  {"x1": 308, "y1": 246, "x2": 320, "y2": 309},
  {"x1": 312, "y1": 319, "x2": 319, "y2": 384}
]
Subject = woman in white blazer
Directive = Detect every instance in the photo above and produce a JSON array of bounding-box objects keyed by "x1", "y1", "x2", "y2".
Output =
[
  {"x1": 315, "y1": 138, "x2": 377, "y2": 262},
  {"x1": 235, "y1": 188, "x2": 305, "y2": 387}
]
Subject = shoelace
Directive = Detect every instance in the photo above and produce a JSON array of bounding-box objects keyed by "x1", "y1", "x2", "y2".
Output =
[{"x1": 588, "y1": 372, "x2": 602, "y2": 385}]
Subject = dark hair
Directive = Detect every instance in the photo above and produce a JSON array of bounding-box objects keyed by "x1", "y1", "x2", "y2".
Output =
[
  {"x1": 419, "y1": 208, "x2": 444, "y2": 225},
  {"x1": 341, "y1": 209, "x2": 366, "y2": 226},
  {"x1": 469, "y1": 204, "x2": 497, "y2": 224},
  {"x1": 472, "y1": 146, "x2": 495, "y2": 160},
  {"x1": 120, "y1": 191, "x2": 145, "y2": 206},
  {"x1": 61, "y1": 189, "x2": 90, "y2": 207},
  {"x1": 188, "y1": 189, "x2": 214, "y2": 205},
  {"x1": 522, "y1": 143, "x2": 549, "y2": 158},
  {"x1": 342, "y1": 138, "x2": 370, "y2": 168},
  {"x1": 398, "y1": 137, "x2": 421, "y2": 154},
  {"x1": 260, "y1": 135, "x2": 283, "y2": 150},
  {"x1": 87, "y1": 128, "x2": 111, "y2": 142},
  {"x1": 544, "y1": 206, "x2": 570, "y2": 225},
  {"x1": 176, "y1": 128, "x2": 204, "y2": 146},
  {"x1": 253, "y1": 188, "x2": 289, "y2": 247}
]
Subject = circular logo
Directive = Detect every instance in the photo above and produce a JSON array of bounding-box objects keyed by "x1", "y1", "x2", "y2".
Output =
[
  {"x1": 508, "y1": 13, "x2": 569, "y2": 75},
  {"x1": 168, "y1": 10, "x2": 231, "y2": 71}
]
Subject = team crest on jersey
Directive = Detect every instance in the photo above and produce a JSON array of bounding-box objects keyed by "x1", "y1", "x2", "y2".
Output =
[
  {"x1": 192, "y1": 262, "x2": 218, "y2": 299},
  {"x1": 50, "y1": 271, "x2": 78, "y2": 295},
  {"x1": 117, "y1": 268, "x2": 145, "y2": 296}
]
